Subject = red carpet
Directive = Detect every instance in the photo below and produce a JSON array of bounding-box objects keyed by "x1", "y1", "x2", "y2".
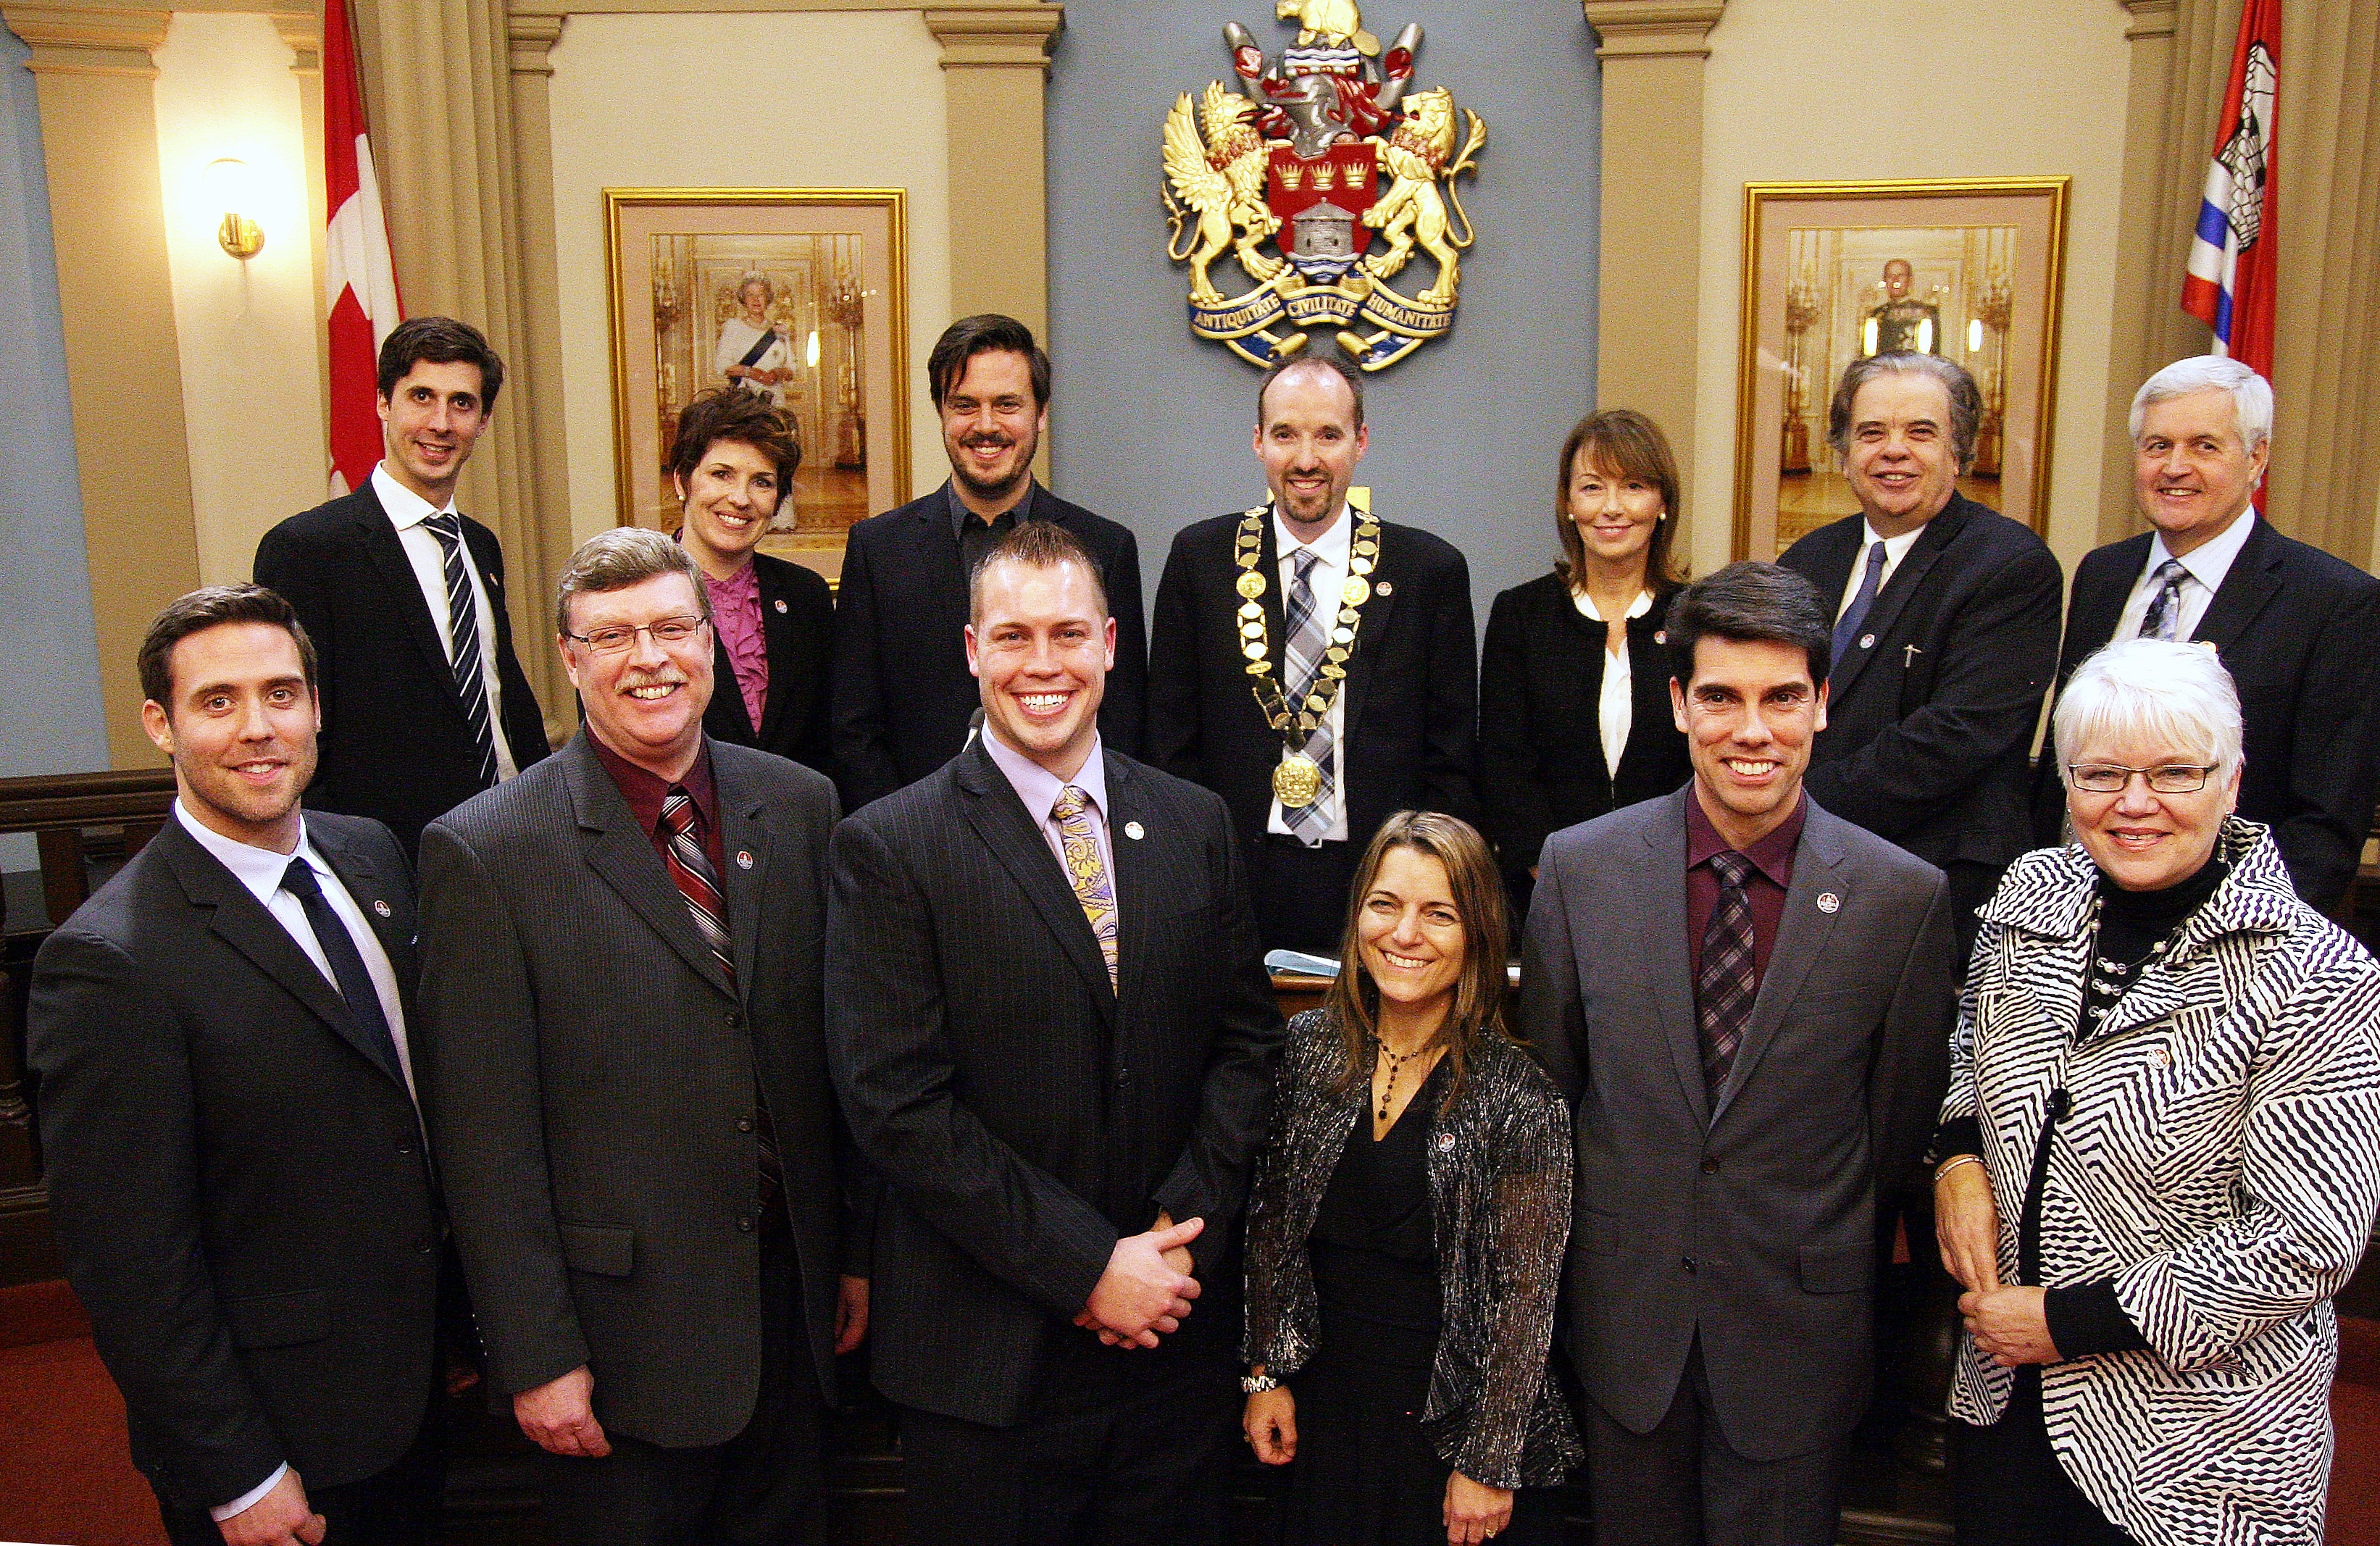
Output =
[{"x1": 0, "y1": 1281, "x2": 164, "y2": 1546}]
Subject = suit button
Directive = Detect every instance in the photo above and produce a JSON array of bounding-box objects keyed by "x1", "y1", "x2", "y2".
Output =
[
  {"x1": 396, "y1": 1139, "x2": 414, "y2": 1155},
  {"x1": 735, "y1": 1118, "x2": 754, "y2": 1133},
  {"x1": 415, "y1": 1238, "x2": 434, "y2": 1255},
  {"x1": 1680, "y1": 1255, "x2": 1698, "y2": 1274},
  {"x1": 738, "y1": 1215, "x2": 757, "y2": 1234},
  {"x1": 726, "y1": 1011, "x2": 743, "y2": 1029},
  {"x1": 1700, "y1": 1156, "x2": 1718, "y2": 1174}
]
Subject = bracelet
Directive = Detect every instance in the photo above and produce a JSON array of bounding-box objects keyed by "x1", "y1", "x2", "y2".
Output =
[
  {"x1": 1241, "y1": 1370, "x2": 1280, "y2": 1394},
  {"x1": 1934, "y1": 1154, "x2": 1985, "y2": 1184}
]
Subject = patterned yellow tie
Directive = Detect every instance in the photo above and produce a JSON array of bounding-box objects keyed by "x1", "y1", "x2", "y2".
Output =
[{"x1": 1052, "y1": 784, "x2": 1118, "y2": 990}]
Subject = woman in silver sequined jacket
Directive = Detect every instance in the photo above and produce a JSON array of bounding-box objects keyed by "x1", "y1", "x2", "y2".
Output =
[{"x1": 1243, "y1": 812, "x2": 1581, "y2": 1545}]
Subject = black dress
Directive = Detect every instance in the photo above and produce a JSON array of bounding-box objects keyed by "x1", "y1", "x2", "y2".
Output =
[{"x1": 1280, "y1": 1060, "x2": 1560, "y2": 1546}]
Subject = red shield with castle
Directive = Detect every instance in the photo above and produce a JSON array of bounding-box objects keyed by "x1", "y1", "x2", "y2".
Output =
[{"x1": 1265, "y1": 142, "x2": 1379, "y2": 269}]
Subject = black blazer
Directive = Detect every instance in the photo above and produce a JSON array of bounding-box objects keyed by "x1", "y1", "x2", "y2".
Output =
[
  {"x1": 30, "y1": 814, "x2": 440, "y2": 1511},
  {"x1": 824, "y1": 741, "x2": 1283, "y2": 1427},
  {"x1": 2030, "y1": 517, "x2": 2380, "y2": 910},
  {"x1": 1777, "y1": 494, "x2": 2063, "y2": 872},
  {"x1": 1478, "y1": 572, "x2": 1690, "y2": 885},
  {"x1": 255, "y1": 485, "x2": 549, "y2": 851},
  {"x1": 417, "y1": 737, "x2": 848, "y2": 1446},
  {"x1": 700, "y1": 550, "x2": 835, "y2": 778},
  {"x1": 1147, "y1": 509, "x2": 1479, "y2": 858},
  {"x1": 827, "y1": 480, "x2": 1146, "y2": 810}
]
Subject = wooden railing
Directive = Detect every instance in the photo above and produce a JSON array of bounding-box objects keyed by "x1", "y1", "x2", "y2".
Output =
[{"x1": 0, "y1": 768, "x2": 177, "y2": 1287}]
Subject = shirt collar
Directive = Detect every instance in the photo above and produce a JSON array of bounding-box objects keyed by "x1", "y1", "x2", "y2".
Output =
[
  {"x1": 982, "y1": 725, "x2": 1108, "y2": 824},
  {"x1": 585, "y1": 732, "x2": 717, "y2": 837},
  {"x1": 1577, "y1": 588, "x2": 1655, "y2": 623},
  {"x1": 1858, "y1": 519, "x2": 1926, "y2": 567},
  {"x1": 173, "y1": 800, "x2": 319, "y2": 908},
  {"x1": 702, "y1": 560, "x2": 760, "y2": 603},
  {"x1": 370, "y1": 461, "x2": 458, "y2": 529},
  {"x1": 2149, "y1": 508, "x2": 2258, "y2": 596},
  {"x1": 1684, "y1": 787, "x2": 1807, "y2": 885},
  {"x1": 946, "y1": 476, "x2": 1037, "y2": 540},
  {"x1": 1273, "y1": 502, "x2": 1355, "y2": 569}
]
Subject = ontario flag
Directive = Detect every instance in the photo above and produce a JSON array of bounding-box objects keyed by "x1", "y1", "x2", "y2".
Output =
[
  {"x1": 322, "y1": 0, "x2": 401, "y2": 496},
  {"x1": 2180, "y1": 0, "x2": 2279, "y2": 379}
]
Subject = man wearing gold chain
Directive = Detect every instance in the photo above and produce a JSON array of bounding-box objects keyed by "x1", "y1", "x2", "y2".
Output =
[{"x1": 1148, "y1": 350, "x2": 1479, "y2": 954}]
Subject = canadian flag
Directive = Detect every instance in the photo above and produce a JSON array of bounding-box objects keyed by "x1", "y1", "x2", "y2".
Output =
[{"x1": 322, "y1": 0, "x2": 401, "y2": 496}]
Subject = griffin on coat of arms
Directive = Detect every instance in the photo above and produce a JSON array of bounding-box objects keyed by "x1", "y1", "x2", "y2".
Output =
[{"x1": 1162, "y1": 0, "x2": 1485, "y2": 370}]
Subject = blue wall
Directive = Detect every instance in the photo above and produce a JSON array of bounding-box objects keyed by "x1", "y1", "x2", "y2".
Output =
[
  {"x1": 1045, "y1": 1, "x2": 1601, "y2": 635},
  {"x1": 1, "y1": 23, "x2": 109, "y2": 812}
]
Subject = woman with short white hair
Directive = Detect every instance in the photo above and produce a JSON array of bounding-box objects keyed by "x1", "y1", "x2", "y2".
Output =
[{"x1": 1934, "y1": 635, "x2": 2380, "y2": 1545}]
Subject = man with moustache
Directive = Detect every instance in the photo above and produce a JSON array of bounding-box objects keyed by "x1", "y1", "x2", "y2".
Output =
[
  {"x1": 1776, "y1": 351, "x2": 2061, "y2": 945},
  {"x1": 1522, "y1": 562, "x2": 1956, "y2": 1546},
  {"x1": 2031, "y1": 355, "x2": 2380, "y2": 911},
  {"x1": 31, "y1": 584, "x2": 447, "y2": 1546},
  {"x1": 417, "y1": 529, "x2": 860, "y2": 1545},
  {"x1": 826, "y1": 520, "x2": 1280, "y2": 1545},
  {"x1": 1148, "y1": 349, "x2": 1478, "y2": 953},
  {"x1": 830, "y1": 314, "x2": 1146, "y2": 809},
  {"x1": 256, "y1": 316, "x2": 548, "y2": 851}
]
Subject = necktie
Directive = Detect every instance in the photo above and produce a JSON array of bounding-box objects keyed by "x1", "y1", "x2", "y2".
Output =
[
  {"x1": 280, "y1": 856, "x2": 403, "y2": 1080},
  {"x1": 2137, "y1": 559, "x2": 2187, "y2": 640},
  {"x1": 1052, "y1": 785, "x2": 1119, "y2": 990},
  {"x1": 1697, "y1": 851, "x2": 1758, "y2": 1098},
  {"x1": 1830, "y1": 540, "x2": 1889, "y2": 668},
  {"x1": 1282, "y1": 548, "x2": 1337, "y2": 846},
  {"x1": 422, "y1": 512, "x2": 501, "y2": 790},
  {"x1": 659, "y1": 787, "x2": 735, "y2": 988}
]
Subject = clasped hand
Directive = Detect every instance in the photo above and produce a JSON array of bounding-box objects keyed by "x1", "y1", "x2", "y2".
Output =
[{"x1": 1074, "y1": 1214, "x2": 1203, "y2": 1348}]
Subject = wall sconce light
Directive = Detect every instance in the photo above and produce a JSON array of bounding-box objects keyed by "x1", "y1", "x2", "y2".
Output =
[
  {"x1": 201, "y1": 158, "x2": 264, "y2": 259},
  {"x1": 806, "y1": 329, "x2": 821, "y2": 369}
]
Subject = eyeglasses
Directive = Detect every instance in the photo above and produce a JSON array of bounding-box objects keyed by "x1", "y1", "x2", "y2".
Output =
[
  {"x1": 2066, "y1": 762, "x2": 2217, "y2": 795},
  {"x1": 562, "y1": 614, "x2": 709, "y2": 655}
]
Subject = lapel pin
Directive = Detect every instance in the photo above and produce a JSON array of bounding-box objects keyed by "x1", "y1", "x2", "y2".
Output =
[
  {"x1": 1654, "y1": 630, "x2": 1666, "y2": 644},
  {"x1": 2151, "y1": 1046, "x2": 2172, "y2": 1067},
  {"x1": 1816, "y1": 892, "x2": 1841, "y2": 914},
  {"x1": 1377, "y1": 580, "x2": 1394, "y2": 596},
  {"x1": 735, "y1": 850, "x2": 755, "y2": 870},
  {"x1": 1435, "y1": 1132, "x2": 1453, "y2": 1151},
  {"x1": 372, "y1": 899, "x2": 392, "y2": 918},
  {"x1": 773, "y1": 598, "x2": 788, "y2": 613},
  {"x1": 1124, "y1": 821, "x2": 1145, "y2": 840},
  {"x1": 1858, "y1": 634, "x2": 1876, "y2": 650}
]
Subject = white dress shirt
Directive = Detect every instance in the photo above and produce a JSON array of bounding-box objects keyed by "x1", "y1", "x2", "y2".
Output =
[
  {"x1": 2114, "y1": 509, "x2": 2258, "y2": 643},
  {"x1": 1833, "y1": 520, "x2": 1927, "y2": 624},
  {"x1": 369, "y1": 462, "x2": 519, "y2": 780},
  {"x1": 1266, "y1": 504, "x2": 1353, "y2": 843},
  {"x1": 172, "y1": 803, "x2": 414, "y2": 1518},
  {"x1": 1573, "y1": 587, "x2": 1653, "y2": 780}
]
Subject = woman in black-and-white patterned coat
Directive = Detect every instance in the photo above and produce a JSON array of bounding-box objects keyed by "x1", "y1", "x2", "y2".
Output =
[{"x1": 1933, "y1": 636, "x2": 2380, "y2": 1546}]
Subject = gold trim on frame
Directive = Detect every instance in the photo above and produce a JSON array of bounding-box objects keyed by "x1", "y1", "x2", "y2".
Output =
[
  {"x1": 604, "y1": 186, "x2": 910, "y2": 568},
  {"x1": 1733, "y1": 177, "x2": 2069, "y2": 561}
]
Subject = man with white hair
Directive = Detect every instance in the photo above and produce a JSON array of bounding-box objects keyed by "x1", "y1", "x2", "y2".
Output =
[{"x1": 2032, "y1": 355, "x2": 2380, "y2": 911}]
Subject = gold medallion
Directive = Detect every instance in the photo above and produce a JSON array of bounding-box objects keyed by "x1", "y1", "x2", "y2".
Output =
[
  {"x1": 1274, "y1": 752, "x2": 1322, "y2": 808},
  {"x1": 1236, "y1": 570, "x2": 1267, "y2": 600},
  {"x1": 1243, "y1": 639, "x2": 1266, "y2": 659},
  {"x1": 1342, "y1": 575, "x2": 1371, "y2": 606}
]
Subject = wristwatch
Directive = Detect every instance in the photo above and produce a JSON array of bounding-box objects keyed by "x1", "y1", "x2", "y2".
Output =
[{"x1": 1240, "y1": 1369, "x2": 1280, "y2": 1394}]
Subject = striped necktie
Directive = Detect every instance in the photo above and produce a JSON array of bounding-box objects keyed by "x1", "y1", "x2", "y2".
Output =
[
  {"x1": 659, "y1": 787, "x2": 734, "y2": 987},
  {"x1": 422, "y1": 511, "x2": 501, "y2": 790},
  {"x1": 1282, "y1": 548, "x2": 1337, "y2": 845}
]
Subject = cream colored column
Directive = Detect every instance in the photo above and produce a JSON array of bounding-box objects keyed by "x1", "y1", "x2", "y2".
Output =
[
  {"x1": 924, "y1": 5, "x2": 1060, "y2": 343},
  {"x1": 509, "y1": 9, "x2": 575, "y2": 725},
  {"x1": 272, "y1": 5, "x2": 328, "y2": 441},
  {"x1": 1582, "y1": 1, "x2": 1724, "y2": 485},
  {"x1": 2, "y1": 1, "x2": 199, "y2": 766},
  {"x1": 2098, "y1": 0, "x2": 2180, "y2": 543}
]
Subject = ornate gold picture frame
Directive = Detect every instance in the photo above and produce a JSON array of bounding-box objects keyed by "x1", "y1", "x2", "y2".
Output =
[
  {"x1": 1733, "y1": 177, "x2": 2069, "y2": 561},
  {"x1": 605, "y1": 188, "x2": 909, "y2": 580}
]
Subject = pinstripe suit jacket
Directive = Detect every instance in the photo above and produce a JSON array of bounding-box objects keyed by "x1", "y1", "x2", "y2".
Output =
[
  {"x1": 416, "y1": 733, "x2": 845, "y2": 1447},
  {"x1": 824, "y1": 739, "x2": 1283, "y2": 1426},
  {"x1": 1946, "y1": 822, "x2": 2380, "y2": 1545}
]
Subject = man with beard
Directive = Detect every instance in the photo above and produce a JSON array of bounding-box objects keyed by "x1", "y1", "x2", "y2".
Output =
[
  {"x1": 829, "y1": 314, "x2": 1147, "y2": 809},
  {"x1": 1148, "y1": 349, "x2": 1478, "y2": 953}
]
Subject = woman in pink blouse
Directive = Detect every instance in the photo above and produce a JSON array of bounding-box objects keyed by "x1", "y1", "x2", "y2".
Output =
[{"x1": 669, "y1": 388, "x2": 836, "y2": 776}]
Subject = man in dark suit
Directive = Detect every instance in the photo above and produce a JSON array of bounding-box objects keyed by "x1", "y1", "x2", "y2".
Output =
[
  {"x1": 256, "y1": 316, "x2": 548, "y2": 851},
  {"x1": 1522, "y1": 562, "x2": 1957, "y2": 1546},
  {"x1": 1147, "y1": 350, "x2": 1478, "y2": 953},
  {"x1": 829, "y1": 314, "x2": 1145, "y2": 810},
  {"x1": 417, "y1": 529, "x2": 861, "y2": 1544},
  {"x1": 825, "y1": 519, "x2": 1281, "y2": 1546},
  {"x1": 2032, "y1": 355, "x2": 2380, "y2": 911},
  {"x1": 1776, "y1": 351, "x2": 2062, "y2": 944},
  {"x1": 32, "y1": 584, "x2": 446, "y2": 1546}
]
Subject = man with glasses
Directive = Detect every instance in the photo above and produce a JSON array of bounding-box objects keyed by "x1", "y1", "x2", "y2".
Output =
[
  {"x1": 2031, "y1": 356, "x2": 2380, "y2": 911},
  {"x1": 417, "y1": 529, "x2": 863, "y2": 1545}
]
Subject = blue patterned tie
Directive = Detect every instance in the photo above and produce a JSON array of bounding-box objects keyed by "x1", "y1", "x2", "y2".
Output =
[
  {"x1": 1830, "y1": 540, "x2": 1888, "y2": 668},
  {"x1": 1282, "y1": 548, "x2": 1336, "y2": 846},
  {"x1": 1698, "y1": 851, "x2": 1758, "y2": 1097},
  {"x1": 422, "y1": 512, "x2": 501, "y2": 790},
  {"x1": 2137, "y1": 559, "x2": 2187, "y2": 640}
]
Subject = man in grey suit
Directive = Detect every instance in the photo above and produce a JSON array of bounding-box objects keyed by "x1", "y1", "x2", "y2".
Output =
[
  {"x1": 1522, "y1": 561, "x2": 1957, "y2": 1546},
  {"x1": 418, "y1": 528, "x2": 862, "y2": 1545},
  {"x1": 825, "y1": 520, "x2": 1281, "y2": 1546}
]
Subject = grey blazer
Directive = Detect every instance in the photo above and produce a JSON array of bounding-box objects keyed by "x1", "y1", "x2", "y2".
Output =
[
  {"x1": 1519, "y1": 789, "x2": 1957, "y2": 1461},
  {"x1": 416, "y1": 734, "x2": 846, "y2": 1448}
]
